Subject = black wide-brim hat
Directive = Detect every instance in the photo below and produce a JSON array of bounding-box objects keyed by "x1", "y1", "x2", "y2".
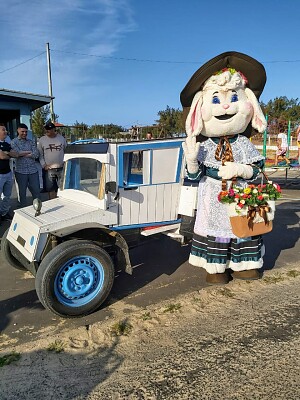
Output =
[{"x1": 180, "y1": 51, "x2": 266, "y2": 137}]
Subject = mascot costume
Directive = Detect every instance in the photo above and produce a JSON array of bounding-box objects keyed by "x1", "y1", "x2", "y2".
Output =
[{"x1": 181, "y1": 51, "x2": 268, "y2": 284}]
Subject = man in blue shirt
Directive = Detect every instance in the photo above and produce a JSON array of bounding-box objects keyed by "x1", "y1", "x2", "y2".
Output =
[{"x1": 11, "y1": 123, "x2": 41, "y2": 208}]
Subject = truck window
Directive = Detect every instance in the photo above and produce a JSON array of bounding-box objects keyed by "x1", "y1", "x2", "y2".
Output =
[
  {"x1": 123, "y1": 150, "x2": 150, "y2": 186},
  {"x1": 121, "y1": 147, "x2": 181, "y2": 187},
  {"x1": 63, "y1": 158, "x2": 105, "y2": 199}
]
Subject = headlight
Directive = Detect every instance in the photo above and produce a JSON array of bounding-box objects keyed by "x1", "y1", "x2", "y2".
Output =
[{"x1": 33, "y1": 198, "x2": 42, "y2": 216}]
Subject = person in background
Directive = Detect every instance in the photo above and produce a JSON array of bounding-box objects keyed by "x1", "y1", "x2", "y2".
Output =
[
  {"x1": 296, "y1": 125, "x2": 300, "y2": 165},
  {"x1": 146, "y1": 132, "x2": 153, "y2": 140},
  {"x1": 0, "y1": 123, "x2": 18, "y2": 221},
  {"x1": 5, "y1": 132, "x2": 11, "y2": 144},
  {"x1": 274, "y1": 131, "x2": 290, "y2": 166},
  {"x1": 11, "y1": 123, "x2": 41, "y2": 208},
  {"x1": 38, "y1": 122, "x2": 67, "y2": 199}
]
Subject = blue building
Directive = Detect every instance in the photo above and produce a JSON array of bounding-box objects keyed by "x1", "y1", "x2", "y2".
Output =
[{"x1": 0, "y1": 88, "x2": 52, "y2": 140}]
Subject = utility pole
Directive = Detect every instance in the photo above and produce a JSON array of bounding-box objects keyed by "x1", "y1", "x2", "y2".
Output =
[{"x1": 46, "y1": 42, "x2": 55, "y2": 122}]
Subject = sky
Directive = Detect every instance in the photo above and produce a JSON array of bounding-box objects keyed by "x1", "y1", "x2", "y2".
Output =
[{"x1": 0, "y1": 0, "x2": 300, "y2": 129}]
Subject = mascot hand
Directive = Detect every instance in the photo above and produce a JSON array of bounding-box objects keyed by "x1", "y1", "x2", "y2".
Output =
[
  {"x1": 182, "y1": 136, "x2": 200, "y2": 174},
  {"x1": 218, "y1": 162, "x2": 253, "y2": 180}
]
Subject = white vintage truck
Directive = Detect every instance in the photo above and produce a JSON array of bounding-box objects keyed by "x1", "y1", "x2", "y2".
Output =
[{"x1": 2, "y1": 138, "x2": 198, "y2": 317}]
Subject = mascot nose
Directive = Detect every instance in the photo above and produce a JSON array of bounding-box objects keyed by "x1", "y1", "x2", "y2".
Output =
[{"x1": 223, "y1": 104, "x2": 230, "y2": 109}]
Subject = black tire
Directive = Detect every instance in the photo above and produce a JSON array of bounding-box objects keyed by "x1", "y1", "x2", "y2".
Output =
[
  {"x1": 1, "y1": 228, "x2": 26, "y2": 270},
  {"x1": 35, "y1": 239, "x2": 115, "y2": 318}
]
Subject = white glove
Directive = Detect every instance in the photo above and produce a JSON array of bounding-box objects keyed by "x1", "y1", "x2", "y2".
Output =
[
  {"x1": 182, "y1": 135, "x2": 200, "y2": 174},
  {"x1": 218, "y1": 162, "x2": 253, "y2": 180}
]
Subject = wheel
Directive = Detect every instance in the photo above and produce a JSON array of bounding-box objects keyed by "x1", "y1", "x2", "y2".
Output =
[
  {"x1": 1, "y1": 228, "x2": 26, "y2": 270},
  {"x1": 35, "y1": 240, "x2": 115, "y2": 317}
]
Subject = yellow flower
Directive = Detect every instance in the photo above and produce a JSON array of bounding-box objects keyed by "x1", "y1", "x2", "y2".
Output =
[{"x1": 244, "y1": 187, "x2": 251, "y2": 194}]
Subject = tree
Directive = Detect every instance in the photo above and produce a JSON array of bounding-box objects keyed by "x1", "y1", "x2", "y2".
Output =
[
  {"x1": 71, "y1": 121, "x2": 89, "y2": 140},
  {"x1": 31, "y1": 106, "x2": 50, "y2": 137},
  {"x1": 261, "y1": 96, "x2": 300, "y2": 134},
  {"x1": 31, "y1": 106, "x2": 59, "y2": 138},
  {"x1": 156, "y1": 106, "x2": 184, "y2": 136},
  {"x1": 102, "y1": 124, "x2": 124, "y2": 138}
]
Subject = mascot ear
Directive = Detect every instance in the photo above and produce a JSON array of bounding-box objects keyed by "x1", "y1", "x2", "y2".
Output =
[
  {"x1": 185, "y1": 91, "x2": 203, "y2": 137},
  {"x1": 245, "y1": 88, "x2": 267, "y2": 133}
]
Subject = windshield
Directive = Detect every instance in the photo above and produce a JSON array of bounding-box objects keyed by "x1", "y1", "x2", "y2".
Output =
[{"x1": 62, "y1": 157, "x2": 105, "y2": 199}]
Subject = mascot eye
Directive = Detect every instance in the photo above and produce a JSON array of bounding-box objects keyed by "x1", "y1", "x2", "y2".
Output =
[
  {"x1": 231, "y1": 94, "x2": 238, "y2": 102},
  {"x1": 212, "y1": 96, "x2": 220, "y2": 104}
]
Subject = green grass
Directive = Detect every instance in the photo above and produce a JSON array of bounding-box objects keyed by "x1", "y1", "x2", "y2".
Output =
[
  {"x1": 47, "y1": 340, "x2": 65, "y2": 353},
  {"x1": 140, "y1": 312, "x2": 152, "y2": 321},
  {"x1": 163, "y1": 303, "x2": 182, "y2": 313},
  {"x1": 286, "y1": 270, "x2": 300, "y2": 278},
  {"x1": 110, "y1": 321, "x2": 133, "y2": 336},
  {"x1": 216, "y1": 287, "x2": 235, "y2": 298},
  {"x1": 0, "y1": 352, "x2": 21, "y2": 367},
  {"x1": 263, "y1": 273, "x2": 285, "y2": 284}
]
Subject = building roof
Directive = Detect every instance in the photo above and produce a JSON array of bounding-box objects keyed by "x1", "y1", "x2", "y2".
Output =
[{"x1": 0, "y1": 88, "x2": 53, "y2": 111}]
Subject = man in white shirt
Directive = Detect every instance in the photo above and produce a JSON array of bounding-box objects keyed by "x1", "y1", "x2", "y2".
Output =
[
  {"x1": 275, "y1": 131, "x2": 290, "y2": 166},
  {"x1": 37, "y1": 122, "x2": 67, "y2": 199}
]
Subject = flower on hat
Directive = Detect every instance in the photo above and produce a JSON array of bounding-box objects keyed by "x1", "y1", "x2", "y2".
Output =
[{"x1": 214, "y1": 67, "x2": 248, "y2": 85}]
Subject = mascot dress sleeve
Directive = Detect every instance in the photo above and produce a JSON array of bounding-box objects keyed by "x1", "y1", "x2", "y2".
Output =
[{"x1": 181, "y1": 51, "x2": 268, "y2": 285}]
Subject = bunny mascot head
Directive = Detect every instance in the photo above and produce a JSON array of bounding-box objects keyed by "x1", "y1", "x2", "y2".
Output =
[
  {"x1": 185, "y1": 69, "x2": 267, "y2": 138},
  {"x1": 181, "y1": 52, "x2": 268, "y2": 284},
  {"x1": 181, "y1": 51, "x2": 267, "y2": 138}
]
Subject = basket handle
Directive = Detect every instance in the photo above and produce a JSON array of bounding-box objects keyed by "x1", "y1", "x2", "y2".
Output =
[
  {"x1": 250, "y1": 164, "x2": 270, "y2": 184},
  {"x1": 222, "y1": 164, "x2": 269, "y2": 191}
]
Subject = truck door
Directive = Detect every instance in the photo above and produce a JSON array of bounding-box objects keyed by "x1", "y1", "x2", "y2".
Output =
[{"x1": 117, "y1": 140, "x2": 184, "y2": 227}]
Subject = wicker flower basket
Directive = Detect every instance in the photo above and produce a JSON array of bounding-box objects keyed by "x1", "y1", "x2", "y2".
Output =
[{"x1": 227, "y1": 200, "x2": 275, "y2": 238}]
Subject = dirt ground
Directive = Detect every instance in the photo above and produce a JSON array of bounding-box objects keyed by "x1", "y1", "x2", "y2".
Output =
[{"x1": 0, "y1": 264, "x2": 299, "y2": 400}]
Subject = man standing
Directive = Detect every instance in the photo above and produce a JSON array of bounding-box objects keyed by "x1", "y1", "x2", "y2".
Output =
[
  {"x1": 11, "y1": 123, "x2": 41, "y2": 208},
  {"x1": 0, "y1": 123, "x2": 18, "y2": 220},
  {"x1": 38, "y1": 122, "x2": 67, "y2": 199}
]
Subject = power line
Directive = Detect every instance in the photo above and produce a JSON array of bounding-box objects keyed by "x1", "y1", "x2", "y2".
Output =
[
  {"x1": 264, "y1": 59, "x2": 300, "y2": 64},
  {"x1": 52, "y1": 49, "x2": 300, "y2": 65},
  {"x1": 51, "y1": 49, "x2": 199, "y2": 64},
  {"x1": 0, "y1": 51, "x2": 46, "y2": 74},
  {"x1": 1, "y1": 48, "x2": 300, "y2": 76}
]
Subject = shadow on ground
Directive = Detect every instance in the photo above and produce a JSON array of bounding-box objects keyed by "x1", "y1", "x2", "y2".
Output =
[
  {"x1": 263, "y1": 201, "x2": 300, "y2": 271},
  {"x1": 0, "y1": 333, "x2": 124, "y2": 400}
]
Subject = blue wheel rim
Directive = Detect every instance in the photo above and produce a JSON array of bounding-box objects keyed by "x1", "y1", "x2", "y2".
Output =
[{"x1": 54, "y1": 255, "x2": 105, "y2": 307}]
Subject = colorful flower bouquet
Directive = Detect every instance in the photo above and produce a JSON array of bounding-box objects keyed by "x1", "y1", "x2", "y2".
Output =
[
  {"x1": 218, "y1": 181, "x2": 282, "y2": 209},
  {"x1": 218, "y1": 181, "x2": 282, "y2": 237}
]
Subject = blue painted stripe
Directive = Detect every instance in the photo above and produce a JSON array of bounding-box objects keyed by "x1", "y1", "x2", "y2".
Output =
[
  {"x1": 111, "y1": 218, "x2": 181, "y2": 231},
  {"x1": 118, "y1": 140, "x2": 184, "y2": 152},
  {"x1": 176, "y1": 146, "x2": 184, "y2": 183}
]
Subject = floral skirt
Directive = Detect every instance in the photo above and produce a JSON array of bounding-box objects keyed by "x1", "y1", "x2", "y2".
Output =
[{"x1": 189, "y1": 233, "x2": 264, "y2": 274}]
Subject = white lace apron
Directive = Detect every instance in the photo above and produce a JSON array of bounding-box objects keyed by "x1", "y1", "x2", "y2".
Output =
[{"x1": 193, "y1": 135, "x2": 264, "y2": 238}]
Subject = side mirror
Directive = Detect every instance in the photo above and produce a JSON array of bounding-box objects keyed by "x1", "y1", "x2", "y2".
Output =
[{"x1": 105, "y1": 181, "x2": 117, "y2": 194}]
